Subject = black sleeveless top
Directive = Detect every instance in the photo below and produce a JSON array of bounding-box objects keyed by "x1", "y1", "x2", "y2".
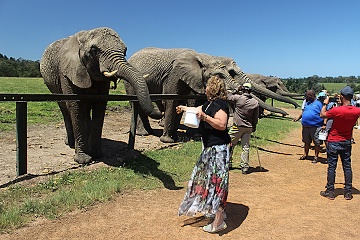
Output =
[{"x1": 199, "y1": 99, "x2": 231, "y2": 148}]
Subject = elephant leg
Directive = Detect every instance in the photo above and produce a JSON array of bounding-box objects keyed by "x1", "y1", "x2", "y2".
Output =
[
  {"x1": 136, "y1": 108, "x2": 154, "y2": 136},
  {"x1": 160, "y1": 99, "x2": 181, "y2": 143},
  {"x1": 156, "y1": 101, "x2": 165, "y2": 127},
  {"x1": 68, "y1": 100, "x2": 92, "y2": 164},
  {"x1": 58, "y1": 101, "x2": 75, "y2": 148},
  {"x1": 89, "y1": 101, "x2": 107, "y2": 159}
]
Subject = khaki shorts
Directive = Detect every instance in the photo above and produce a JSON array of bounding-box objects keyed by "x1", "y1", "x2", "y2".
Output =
[{"x1": 302, "y1": 126, "x2": 323, "y2": 145}]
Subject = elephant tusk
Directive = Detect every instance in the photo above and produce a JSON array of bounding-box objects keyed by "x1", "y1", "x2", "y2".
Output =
[
  {"x1": 143, "y1": 73, "x2": 150, "y2": 78},
  {"x1": 103, "y1": 70, "x2": 117, "y2": 77}
]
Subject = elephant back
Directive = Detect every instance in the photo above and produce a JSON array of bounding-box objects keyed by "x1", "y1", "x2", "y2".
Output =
[
  {"x1": 129, "y1": 47, "x2": 195, "y2": 74},
  {"x1": 40, "y1": 38, "x2": 68, "y2": 93}
]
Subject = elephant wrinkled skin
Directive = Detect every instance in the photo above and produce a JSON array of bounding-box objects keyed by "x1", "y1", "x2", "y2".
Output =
[
  {"x1": 125, "y1": 48, "x2": 244, "y2": 143},
  {"x1": 125, "y1": 47, "x2": 297, "y2": 143},
  {"x1": 40, "y1": 27, "x2": 162, "y2": 164},
  {"x1": 246, "y1": 74, "x2": 303, "y2": 116}
]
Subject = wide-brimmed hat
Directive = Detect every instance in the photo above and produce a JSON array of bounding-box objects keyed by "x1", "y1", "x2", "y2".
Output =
[{"x1": 243, "y1": 82, "x2": 252, "y2": 90}]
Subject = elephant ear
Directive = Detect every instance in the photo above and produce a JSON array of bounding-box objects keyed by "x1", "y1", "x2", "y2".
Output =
[
  {"x1": 60, "y1": 32, "x2": 92, "y2": 88},
  {"x1": 172, "y1": 52, "x2": 206, "y2": 94}
]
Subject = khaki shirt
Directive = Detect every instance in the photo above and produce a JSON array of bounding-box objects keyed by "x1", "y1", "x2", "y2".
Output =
[{"x1": 227, "y1": 92, "x2": 259, "y2": 129}]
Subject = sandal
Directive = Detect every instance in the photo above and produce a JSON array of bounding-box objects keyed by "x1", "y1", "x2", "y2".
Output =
[
  {"x1": 299, "y1": 155, "x2": 307, "y2": 160},
  {"x1": 203, "y1": 221, "x2": 227, "y2": 233}
]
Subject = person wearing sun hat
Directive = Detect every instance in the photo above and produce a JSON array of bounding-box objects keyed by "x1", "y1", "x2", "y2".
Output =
[
  {"x1": 227, "y1": 82, "x2": 259, "y2": 174},
  {"x1": 319, "y1": 86, "x2": 360, "y2": 200}
]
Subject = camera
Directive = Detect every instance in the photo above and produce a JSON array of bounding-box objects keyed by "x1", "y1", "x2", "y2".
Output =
[{"x1": 329, "y1": 97, "x2": 338, "y2": 102}]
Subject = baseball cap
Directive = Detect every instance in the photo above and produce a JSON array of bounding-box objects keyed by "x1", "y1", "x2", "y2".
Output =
[
  {"x1": 340, "y1": 86, "x2": 354, "y2": 96},
  {"x1": 317, "y1": 92, "x2": 326, "y2": 98},
  {"x1": 243, "y1": 82, "x2": 252, "y2": 90}
]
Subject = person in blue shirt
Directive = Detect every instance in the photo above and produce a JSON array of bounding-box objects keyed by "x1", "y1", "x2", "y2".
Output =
[{"x1": 293, "y1": 90, "x2": 324, "y2": 163}]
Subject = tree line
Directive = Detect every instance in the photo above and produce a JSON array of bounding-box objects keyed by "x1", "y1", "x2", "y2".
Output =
[
  {"x1": 0, "y1": 53, "x2": 41, "y2": 77},
  {"x1": 0, "y1": 52, "x2": 359, "y2": 94},
  {"x1": 281, "y1": 75, "x2": 360, "y2": 94}
]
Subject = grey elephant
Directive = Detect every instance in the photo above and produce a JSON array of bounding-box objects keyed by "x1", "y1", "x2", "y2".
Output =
[
  {"x1": 40, "y1": 27, "x2": 162, "y2": 164},
  {"x1": 247, "y1": 74, "x2": 302, "y2": 99},
  {"x1": 124, "y1": 47, "x2": 298, "y2": 143},
  {"x1": 246, "y1": 73, "x2": 303, "y2": 115}
]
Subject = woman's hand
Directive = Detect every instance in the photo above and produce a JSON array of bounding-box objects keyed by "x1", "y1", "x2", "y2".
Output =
[{"x1": 176, "y1": 105, "x2": 187, "y2": 114}]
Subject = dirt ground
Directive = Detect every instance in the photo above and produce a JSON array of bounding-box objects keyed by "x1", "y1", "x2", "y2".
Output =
[{"x1": 1, "y1": 108, "x2": 360, "y2": 240}]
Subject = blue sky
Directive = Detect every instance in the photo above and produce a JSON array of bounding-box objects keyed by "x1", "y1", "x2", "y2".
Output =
[{"x1": 0, "y1": 0, "x2": 359, "y2": 78}]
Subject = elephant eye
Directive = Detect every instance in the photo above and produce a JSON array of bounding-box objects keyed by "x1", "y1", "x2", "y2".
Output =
[
  {"x1": 90, "y1": 46, "x2": 99, "y2": 55},
  {"x1": 228, "y1": 70, "x2": 236, "y2": 78}
]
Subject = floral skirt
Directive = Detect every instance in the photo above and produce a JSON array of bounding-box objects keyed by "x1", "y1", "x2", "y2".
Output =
[{"x1": 178, "y1": 144, "x2": 230, "y2": 216}]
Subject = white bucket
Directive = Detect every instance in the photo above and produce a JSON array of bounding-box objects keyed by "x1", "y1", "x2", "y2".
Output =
[
  {"x1": 184, "y1": 110, "x2": 200, "y2": 128},
  {"x1": 318, "y1": 130, "x2": 327, "y2": 141}
]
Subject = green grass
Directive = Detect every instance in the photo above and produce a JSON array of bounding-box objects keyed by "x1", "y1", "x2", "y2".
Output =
[
  {"x1": 0, "y1": 77, "x2": 129, "y2": 131},
  {"x1": 0, "y1": 113, "x2": 298, "y2": 233},
  {"x1": 264, "y1": 98, "x2": 303, "y2": 110},
  {"x1": 320, "y1": 82, "x2": 347, "y2": 94}
]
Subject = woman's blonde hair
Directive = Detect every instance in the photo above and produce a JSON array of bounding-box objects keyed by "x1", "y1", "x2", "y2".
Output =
[{"x1": 206, "y1": 75, "x2": 227, "y2": 101}]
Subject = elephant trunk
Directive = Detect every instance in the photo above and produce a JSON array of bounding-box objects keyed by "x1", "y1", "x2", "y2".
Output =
[
  {"x1": 251, "y1": 83, "x2": 300, "y2": 108},
  {"x1": 114, "y1": 61, "x2": 162, "y2": 119},
  {"x1": 277, "y1": 90, "x2": 304, "y2": 98},
  {"x1": 251, "y1": 94, "x2": 289, "y2": 116}
]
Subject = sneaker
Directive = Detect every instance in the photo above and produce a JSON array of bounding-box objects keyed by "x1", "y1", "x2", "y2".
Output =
[
  {"x1": 203, "y1": 221, "x2": 227, "y2": 233},
  {"x1": 311, "y1": 157, "x2": 318, "y2": 164},
  {"x1": 241, "y1": 168, "x2": 248, "y2": 174},
  {"x1": 320, "y1": 190, "x2": 335, "y2": 200},
  {"x1": 344, "y1": 192, "x2": 353, "y2": 200}
]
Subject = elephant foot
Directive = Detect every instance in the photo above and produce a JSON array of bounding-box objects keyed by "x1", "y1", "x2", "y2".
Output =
[
  {"x1": 160, "y1": 135, "x2": 175, "y2": 143},
  {"x1": 74, "y1": 152, "x2": 92, "y2": 164},
  {"x1": 136, "y1": 126, "x2": 154, "y2": 136}
]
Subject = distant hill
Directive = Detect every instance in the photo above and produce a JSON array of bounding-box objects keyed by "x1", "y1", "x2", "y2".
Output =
[{"x1": 0, "y1": 53, "x2": 41, "y2": 77}]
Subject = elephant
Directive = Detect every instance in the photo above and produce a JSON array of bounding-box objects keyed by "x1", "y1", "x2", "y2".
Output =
[
  {"x1": 124, "y1": 48, "x2": 242, "y2": 143},
  {"x1": 246, "y1": 74, "x2": 303, "y2": 116},
  {"x1": 124, "y1": 47, "x2": 299, "y2": 143},
  {"x1": 247, "y1": 74, "x2": 303, "y2": 98},
  {"x1": 40, "y1": 27, "x2": 162, "y2": 164}
]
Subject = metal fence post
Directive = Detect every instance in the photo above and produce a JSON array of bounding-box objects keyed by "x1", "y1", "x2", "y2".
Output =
[
  {"x1": 128, "y1": 101, "x2": 139, "y2": 150},
  {"x1": 16, "y1": 101, "x2": 27, "y2": 176}
]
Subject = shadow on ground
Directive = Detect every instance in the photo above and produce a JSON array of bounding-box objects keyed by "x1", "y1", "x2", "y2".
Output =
[
  {"x1": 180, "y1": 202, "x2": 249, "y2": 235},
  {"x1": 1, "y1": 136, "x2": 184, "y2": 191}
]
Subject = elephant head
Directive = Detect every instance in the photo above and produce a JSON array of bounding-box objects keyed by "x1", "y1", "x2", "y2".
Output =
[
  {"x1": 169, "y1": 50, "x2": 239, "y2": 95},
  {"x1": 247, "y1": 74, "x2": 303, "y2": 98},
  {"x1": 232, "y1": 71, "x2": 301, "y2": 109},
  {"x1": 59, "y1": 27, "x2": 162, "y2": 119}
]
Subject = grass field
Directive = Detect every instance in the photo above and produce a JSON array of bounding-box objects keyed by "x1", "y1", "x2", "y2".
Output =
[
  {"x1": 0, "y1": 77, "x2": 129, "y2": 131},
  {"x1": 0, "y1": 77, "x2": 299, "y2": 232},
  {"x1": 320, "y1": 82, "x2": 348, "y2": 94}
]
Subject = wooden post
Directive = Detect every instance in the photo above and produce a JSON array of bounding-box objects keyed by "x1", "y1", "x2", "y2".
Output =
[
  {"x1": 128, "y1": 101, "x2": 139, "y2": 150},
  {"x1": 16, "y1": 102, "x2": 27, "y2": 176}
]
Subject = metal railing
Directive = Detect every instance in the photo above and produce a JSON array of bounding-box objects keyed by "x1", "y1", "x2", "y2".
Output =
[{"x1": 0, "y1": 93, "x2": 206, "y2": 177}]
